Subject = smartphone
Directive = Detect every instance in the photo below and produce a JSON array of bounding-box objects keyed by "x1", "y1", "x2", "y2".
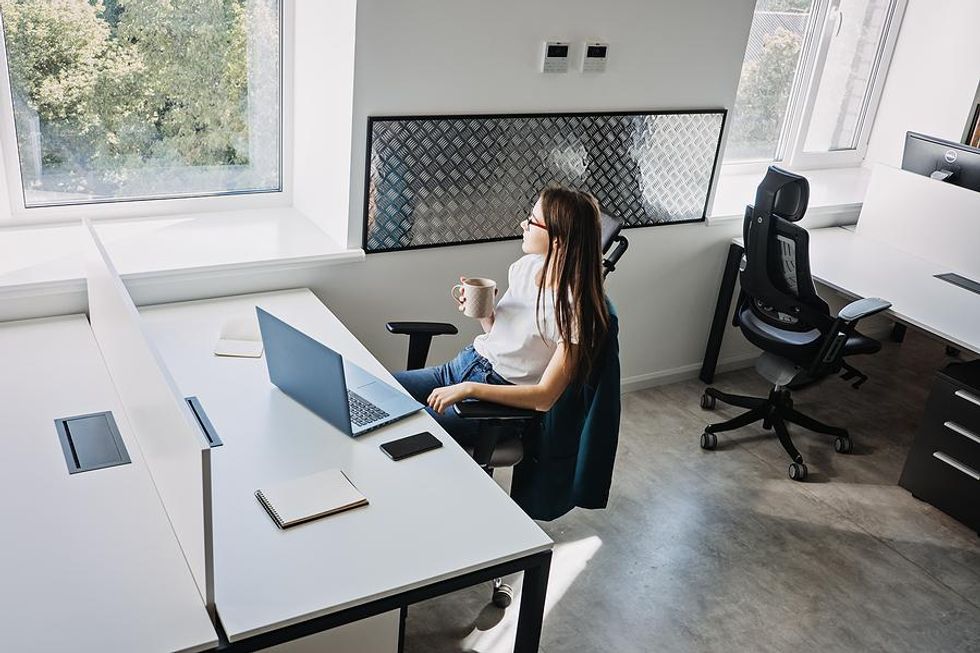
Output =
[{"x1": 380, "y1": 431, "x2": 443, "y2": 461}]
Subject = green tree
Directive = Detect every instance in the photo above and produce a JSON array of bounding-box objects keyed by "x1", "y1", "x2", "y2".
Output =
[
  {"x1": 0, "y1": 0, "x2": 143, "y2": 177},
  {"x1": 758, "y1": 0, "x2": 812, "y2": 12},
  {"x1": 114, "y1": 0, "x2": 250, "y2": 167},
  {"x1": 0, "y1": 0, "x2": 270, "y2": 198},
  {"x1": 728, "y1": 27, "x2": 803, "y2": 160}
]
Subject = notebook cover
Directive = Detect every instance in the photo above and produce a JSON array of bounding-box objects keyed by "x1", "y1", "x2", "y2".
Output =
[{"x1": 255, "y1": 469, "x2": 368, "y2": 529}]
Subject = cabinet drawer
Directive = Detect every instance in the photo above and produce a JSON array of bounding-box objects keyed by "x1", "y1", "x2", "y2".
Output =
[
  {"x1": 928, "y1": 379, "x2": 980, "y2": 435},
  {"x1": 917, "y1": 420, "x2": 980, "y2": 470},
  {"x1": 900, "y1": 448, "x2": 979, "y2": 532}
]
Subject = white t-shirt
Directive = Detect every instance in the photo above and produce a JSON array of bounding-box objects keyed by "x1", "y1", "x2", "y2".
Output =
[{"x1": 473, "y1": 254, "x2": 567, "y2": 385}]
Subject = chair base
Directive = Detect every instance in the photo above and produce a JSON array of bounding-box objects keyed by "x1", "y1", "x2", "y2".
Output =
[{"x1": 699, "y1": 386, "x2": 852, "y2": 481}]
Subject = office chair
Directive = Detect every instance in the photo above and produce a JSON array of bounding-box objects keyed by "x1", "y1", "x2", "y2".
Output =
[
  {"x1": 386, "y1": 213, "x2": 627, "y2": 607},
  {"x1": 700, "y1": 166, "x2": 891, "y2": 481}
]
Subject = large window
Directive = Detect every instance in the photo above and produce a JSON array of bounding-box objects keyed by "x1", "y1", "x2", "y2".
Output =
[
  {"x1": 0, "y1": 0, "x2": 281, "y2": 209},
  {"x1": 725, "y1": 0, "x2": 905, "y2": 169}
]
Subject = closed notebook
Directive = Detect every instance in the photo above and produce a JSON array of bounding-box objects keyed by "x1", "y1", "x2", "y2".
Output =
[{"x1": 255, "y1": 469, "x2": 368, "y2": 529}]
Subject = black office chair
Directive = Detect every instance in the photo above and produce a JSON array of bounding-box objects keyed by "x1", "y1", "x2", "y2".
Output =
[
  {"x1": 386, "y1": 213, "x2": 628, "y2": 606},
  {"x1": 699, "y1": 166, "x2": 891, "y2": 481}
]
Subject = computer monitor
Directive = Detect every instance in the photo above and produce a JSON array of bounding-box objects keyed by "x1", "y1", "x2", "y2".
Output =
[{"x1": 901, "y1": 131, "x2": 980, "y2": 192}]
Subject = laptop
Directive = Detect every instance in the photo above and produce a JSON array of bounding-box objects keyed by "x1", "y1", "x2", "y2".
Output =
[{"x1": 256, "y1": 307, "x2": 424, "y2": 436}]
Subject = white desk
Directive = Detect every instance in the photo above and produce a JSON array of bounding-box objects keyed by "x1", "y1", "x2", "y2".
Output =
[
  {"x1": 0, "y1": 315, "x2": 217, "y2": 653},
  {"x1": 700, "y1": 225, "x2": 980, "y2": 382},
  {"x1": 806, "y1": 227, "x2": 980, "y2": 355},
  {"x1": 138, "y1": 289, "x2": 553, "y2": 651}
]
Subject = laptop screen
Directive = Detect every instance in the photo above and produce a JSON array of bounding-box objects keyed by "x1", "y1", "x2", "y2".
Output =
[{"x1": 256, "y1": 308, "x2": 353, "y2": 435}]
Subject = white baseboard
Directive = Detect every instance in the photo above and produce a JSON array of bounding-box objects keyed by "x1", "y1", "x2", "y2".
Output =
[
  {"x1": 618, "y1": 321, "x2": 900, "y2": 395},
  {"x1": 621, "y1": 351, "x2": 759, "y2": 394}
]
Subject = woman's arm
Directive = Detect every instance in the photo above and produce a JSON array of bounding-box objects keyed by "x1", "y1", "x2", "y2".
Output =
[{"x1": 427, "y1": 343, "x2": 576, "y2": 414}]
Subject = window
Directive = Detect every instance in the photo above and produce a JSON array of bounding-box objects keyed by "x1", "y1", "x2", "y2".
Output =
[
  {"x1": 0, "y1": 0, "x2": 281, "y2": 209},
  {"x1": 725, "y1": 0, "x2": 906, "y2": 169}
]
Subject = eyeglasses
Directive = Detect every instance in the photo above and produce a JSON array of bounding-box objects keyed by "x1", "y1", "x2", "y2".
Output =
[{"x1": 524, "y1": 217, "x2": 548, "y2": 232}]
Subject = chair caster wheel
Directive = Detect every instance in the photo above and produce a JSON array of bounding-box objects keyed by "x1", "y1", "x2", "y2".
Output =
[
  {"x1": 700, "y1": 393, "x2": 716, "y2": 410},
  {"x1": 492, "y1": 582, "x2": 513, "y2": 609},
  {"x1": 700, "y1": 431, "x2": 717, "y2": 450},
  {"x1": 762, "y1": 420, "x2": 772, "y2": 431},
  {"x1": 788, "y1": 462, "x2": 808, "y2": 481},
  {"x1": 834, "y1": 436, "x2": 853, "y2": 454}
]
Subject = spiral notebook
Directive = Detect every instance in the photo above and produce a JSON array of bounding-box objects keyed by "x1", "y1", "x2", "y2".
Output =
[{"x1": 255, "y1": 469, "x2": 368, "y2": 529}]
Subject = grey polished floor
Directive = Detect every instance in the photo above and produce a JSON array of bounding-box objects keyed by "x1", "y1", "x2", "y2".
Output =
[{"x1": 404, "y1": 333, "x2": 980, "y2": 652}]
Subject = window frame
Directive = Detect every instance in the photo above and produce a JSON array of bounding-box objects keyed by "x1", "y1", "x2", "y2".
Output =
[
  {"x1": 0, "y1": 0, "x2": 293, "y2": 225},
  {"x1": 722, "y1": 0, "x2": 907, "y2": 175}
]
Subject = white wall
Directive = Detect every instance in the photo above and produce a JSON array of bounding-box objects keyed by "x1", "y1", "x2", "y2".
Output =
[
  {"x1": 292, "y1": 0, "x2": 357, "y2": 246},
  {"x1": 309, "y1": 0, "x2": 760, "y2": 385},
  {"x1": 864, "y1": 0, "x2": 980, "y2": 166}
]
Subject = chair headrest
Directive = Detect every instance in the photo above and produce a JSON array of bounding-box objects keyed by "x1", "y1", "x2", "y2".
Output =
[
  {"x1": 755, "y1": 166, "x2": 809, "y2": 222},
  {"x1": 600, "y1": 213, "x2": 624, "y2": 253}
]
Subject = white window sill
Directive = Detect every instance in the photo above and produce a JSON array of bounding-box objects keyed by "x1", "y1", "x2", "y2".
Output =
[
  {"x1": 707, "y1": 166, "x2": 872, "y2": 226},
  {"x1": 0, "y1": 221, "x2": 89, "y2": 292},
  {"x1": 0, "y1": 208, "x2": 363, "y2": 319},
  {"x1": 93, "y1": 207, "x2": 362, "y2": 277}
]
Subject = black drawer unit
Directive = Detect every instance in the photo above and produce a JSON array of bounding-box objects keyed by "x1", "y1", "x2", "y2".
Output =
[{"x1": 899, "y1": 361, "x2": 980, "y2": 533}]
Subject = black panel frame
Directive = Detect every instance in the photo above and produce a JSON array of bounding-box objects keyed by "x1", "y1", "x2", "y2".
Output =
[
  {"x1": 363, "y1": 108, "x2": 727, "y2": 254},
  {"x1": 186, "y1": 396, "x2": 224, "y2": 447}
]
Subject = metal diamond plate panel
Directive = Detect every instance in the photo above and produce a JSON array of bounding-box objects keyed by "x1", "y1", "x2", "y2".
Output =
[{"x1": 364, "y1": 111, "x2": 725, "y2": 252}]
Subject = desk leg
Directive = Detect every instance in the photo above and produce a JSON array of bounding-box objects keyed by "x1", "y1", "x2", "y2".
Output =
[
  {"x1": 514, "y1": 550, "x2": 552, "y2": 653},
  {"x1": 700, "y1": 242, "x2": 744, "y2": 384},
  {"x1": 398, "y1": 606, "x2": 407, "y2": 653},
  {"x1": 890, "y1": 323, "x2": 907, "y2": 343}
]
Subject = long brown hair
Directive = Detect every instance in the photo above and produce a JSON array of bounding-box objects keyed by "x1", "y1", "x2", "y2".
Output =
[{"x1": 536, "y1": 186, "x2": 610, "y2": 385}]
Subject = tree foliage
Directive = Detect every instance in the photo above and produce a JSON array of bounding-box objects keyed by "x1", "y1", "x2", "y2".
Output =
[
  {"x1": 727, "y1": 27, "x2": 803, "y2": 160},
  {"x1": 0, "y1": 0, "x2": 270, "y2": 196},
  {"x1": 757, "y1": 0, "x2": 812, "y2": 13}
]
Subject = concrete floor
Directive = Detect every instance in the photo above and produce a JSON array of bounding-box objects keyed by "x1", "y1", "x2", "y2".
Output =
[{"x1": 403, "y1": 331, "x2": 980, "y2": 652}]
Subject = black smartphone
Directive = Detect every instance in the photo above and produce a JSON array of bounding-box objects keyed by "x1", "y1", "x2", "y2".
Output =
[{"x1": 380, "y1": 431, "x2": 443, "y2": 461}]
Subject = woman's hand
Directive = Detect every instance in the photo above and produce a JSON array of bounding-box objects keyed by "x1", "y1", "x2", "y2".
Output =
[{"x1": 427, "y1": 382, "x2": 474, "y2": 414}]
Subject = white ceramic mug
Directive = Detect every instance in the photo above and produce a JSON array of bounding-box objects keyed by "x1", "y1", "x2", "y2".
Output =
[{"x1": 451, "y1": 277, "x2": 497, "y2": 319}]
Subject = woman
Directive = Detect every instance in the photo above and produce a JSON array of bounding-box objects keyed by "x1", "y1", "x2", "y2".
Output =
[{"x1": 394, "y1": 186, "x2": 610, "y2": 449}]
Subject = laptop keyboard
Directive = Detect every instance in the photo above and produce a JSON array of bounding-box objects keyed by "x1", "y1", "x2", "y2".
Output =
[{"x1": 348, "y1": 390, "x2": 390, "y2": 427}]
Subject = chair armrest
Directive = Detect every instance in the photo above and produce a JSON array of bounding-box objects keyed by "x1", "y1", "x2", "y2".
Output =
[
  {"x1": 837, "y1": 297, "x2": 891, "y2": 324},
  {"x1": 809, "y1": 297, "x2": 892, "y2": 376},
  {"x1": 453, "y1": 400, "x2": 539, "y2": 420},
  {"x1": 386, "y1": 322, "x2": 458, "y2": 337},
  {"x1": 386, "y1": 322, "x2": 459, "y2": 370}
]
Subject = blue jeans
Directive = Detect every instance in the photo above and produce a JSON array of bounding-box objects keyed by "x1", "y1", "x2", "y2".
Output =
[{"x1": 394, "y1": 345, "x2": 514, "y2": 449}]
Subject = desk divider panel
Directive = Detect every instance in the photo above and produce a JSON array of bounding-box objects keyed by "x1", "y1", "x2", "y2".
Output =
[
  {"x1": 856, "y1": 164, "x2": 980, "y2": 278},
  {"x1": 81, "y1": 219, "x2": 214, "y2": 614}
]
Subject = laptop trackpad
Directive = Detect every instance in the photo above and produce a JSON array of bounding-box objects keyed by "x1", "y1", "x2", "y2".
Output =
[{"x1": 356, "y1": 381, "x2": 406, "y2": 404}]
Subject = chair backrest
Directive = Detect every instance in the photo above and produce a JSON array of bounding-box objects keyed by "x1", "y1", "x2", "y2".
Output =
[
  {"x1": 510, "y1": 297, "x2": 620, "y2": 521},
  {"x1": 740, "y1": 166, "x2": 832, "y2": 334},
  {"x1": 600, "y1": 213, "x2": 629, "y2": 277},
  {"x1": 600, "y1": 212, "x2": 623, "y2": 250}
]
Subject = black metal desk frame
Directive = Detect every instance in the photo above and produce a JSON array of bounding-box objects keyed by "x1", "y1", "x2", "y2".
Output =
[
  {"x1": 213, "y1": 550, "x2": 552, "y2": 653},
  {"x1": 699, "y1": 242, "x2": 745, "y2": 384}
]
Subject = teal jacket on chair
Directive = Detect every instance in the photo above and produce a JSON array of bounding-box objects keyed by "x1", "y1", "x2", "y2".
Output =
[{"x1": 510, "y1": 300, "x2": 621, "y2": 521}]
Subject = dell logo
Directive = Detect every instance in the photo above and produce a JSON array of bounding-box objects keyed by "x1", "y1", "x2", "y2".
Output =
[{"x1": 944, "y1": 149, "x2": 958, "y2": 164}]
